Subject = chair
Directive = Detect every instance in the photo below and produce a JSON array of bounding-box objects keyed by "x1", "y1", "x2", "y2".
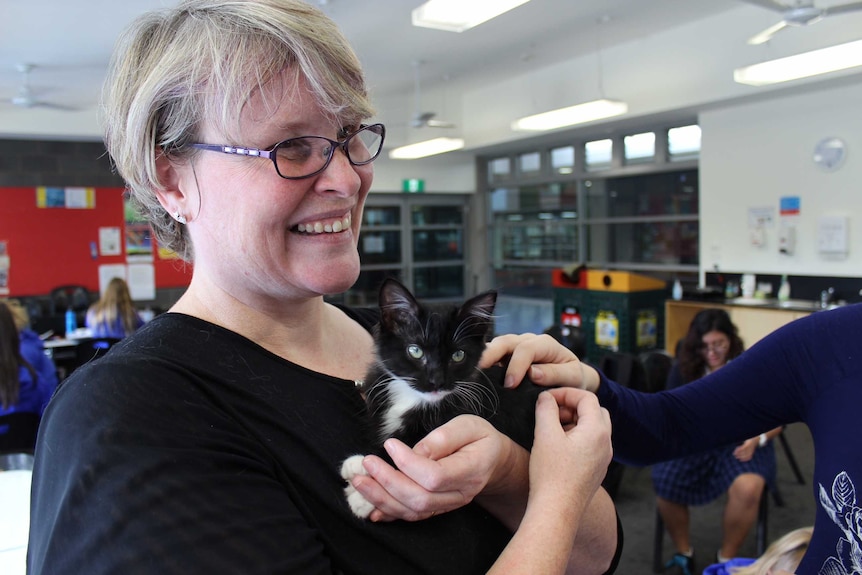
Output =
[
  {"x1": 48, "y1": 284, "x2": 91, "y2": 315},
  {"x1": 639, "y1": 350, "x2": 674, "y2": 394},
  {"x1": 0, "y1": 412, "x2": 40, "y2": 455},
  {"x1": 73, "y1": 337, "x2": 121, "y2": 372},
  {"x1": 653, "y1": 484, "x2": 769, "y2": 573}
]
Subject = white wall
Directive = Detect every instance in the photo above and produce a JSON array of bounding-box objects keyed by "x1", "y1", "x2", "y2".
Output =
[
  {"x1": 699, "y1": 80, "x2": 862, "y2": 280},
  {"x1": 371, "y1": 151, "x2": 475, "y2": 193}
]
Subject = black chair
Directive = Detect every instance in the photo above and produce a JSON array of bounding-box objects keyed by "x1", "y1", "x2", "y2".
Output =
[
  {"x1": 639, "y1": 350, "x2": 674, "y2": 394},
  {"x1": 0, "y1": 412, "x2": 41, "y2": 454},
  {"x1": 48, "y1": 284, "x2": 91, "y2": 315},
  {"x1": 73, "y1": 337, "x2": 121, "y2": 371},
  {"x1": 653, "y1": 484, "x2": 769, "y2": 572}
]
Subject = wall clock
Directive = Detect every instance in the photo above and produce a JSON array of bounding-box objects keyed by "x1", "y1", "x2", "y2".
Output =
[{"x1": 813, "y1": 137, "x2": 846, "y2": 171}]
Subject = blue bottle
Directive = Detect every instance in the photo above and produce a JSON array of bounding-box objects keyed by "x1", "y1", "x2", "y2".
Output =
[{"x1": 65, "y1": 308, "x2": 77, "y2": 337}]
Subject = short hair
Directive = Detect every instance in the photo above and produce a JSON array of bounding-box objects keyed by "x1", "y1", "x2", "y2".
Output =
[{"x1": 103, "y1": 0, "x2": 375, "y2": 261}]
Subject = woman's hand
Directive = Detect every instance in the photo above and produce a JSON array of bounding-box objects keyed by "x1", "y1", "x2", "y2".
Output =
[
  {"x1": 348, "y1": 414, "x2": 526, "y2": 522},
  {"x1": 479, "y1": 333, "x2": 600, "y2": 392}
]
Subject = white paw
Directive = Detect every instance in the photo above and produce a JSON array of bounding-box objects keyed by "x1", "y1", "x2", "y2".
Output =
[{"x1": 341, "y1": 454, "x2": 374, "y2": 519}]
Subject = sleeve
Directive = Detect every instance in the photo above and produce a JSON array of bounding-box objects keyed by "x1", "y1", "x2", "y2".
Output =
[
  {"x1": 28, "y1": 360, "x2": 337, "y2": 575},
  {"x1": 596, "y1": 306, "x2": 840, "y2": 466}
]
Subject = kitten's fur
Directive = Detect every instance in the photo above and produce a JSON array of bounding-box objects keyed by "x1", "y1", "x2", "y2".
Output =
[{"x1": 341, "y1": 278, "x2": 543, "y2": 518}]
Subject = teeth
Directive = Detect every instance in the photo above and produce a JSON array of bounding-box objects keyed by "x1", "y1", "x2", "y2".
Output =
[{"x1": 296, "y1": 214, "x2": 351, "y2": 235}]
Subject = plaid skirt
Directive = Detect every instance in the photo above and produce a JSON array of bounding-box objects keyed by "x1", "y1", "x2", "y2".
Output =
[{"x1": 651, "y1": 442, "x2": 776, "y2": 505}]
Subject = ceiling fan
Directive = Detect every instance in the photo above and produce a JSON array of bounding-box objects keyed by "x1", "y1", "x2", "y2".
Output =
[
  {"x1": 742, "y1": 0, "x2": 862, "y2": 45},
  {"x1": 4, "y1": 63, "x2": 76, "y2": 111},
  {"x1": 409, "y1": 61, "x2": 456, "y2": 129}
]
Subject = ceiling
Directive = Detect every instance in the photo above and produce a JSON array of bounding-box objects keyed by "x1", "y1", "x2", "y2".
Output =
[
  {"x1": 0, "y1": 0, "x2": 735, "y2": 141},
  {"x1": 1, "y1": 0, "x2": 861, "y2": 151}
]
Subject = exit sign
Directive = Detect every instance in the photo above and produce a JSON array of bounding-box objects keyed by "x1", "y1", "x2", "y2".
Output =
[{"x1": 402, "y1": 178, "x2": 425, "y2": 193}]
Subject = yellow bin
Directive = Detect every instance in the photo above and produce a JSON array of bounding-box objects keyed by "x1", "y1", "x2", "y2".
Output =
[{"x1": 585, "y1": 270, "x2": 667, "y2": 293}]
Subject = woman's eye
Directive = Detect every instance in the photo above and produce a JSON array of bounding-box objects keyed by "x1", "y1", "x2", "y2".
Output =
[
  {"x1": 407, "y1": 344, "x2": 424, "y2": 359},
  {"x1": 451, "y1": 349, "x2": 466, "y2": 363}
]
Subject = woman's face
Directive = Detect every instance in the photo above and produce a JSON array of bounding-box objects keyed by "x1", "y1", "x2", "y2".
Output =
[
  {"x1": 176, "y1": 72, "x2": 373, "y2": 307},
  {"x1": 701, "y1": 329, "x2": 730, "y2": 370}
]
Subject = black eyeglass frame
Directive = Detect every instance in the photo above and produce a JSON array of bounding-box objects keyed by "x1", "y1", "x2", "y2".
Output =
[{"x1": 189, "y1": 123, "x2": 385, "y2": 180}]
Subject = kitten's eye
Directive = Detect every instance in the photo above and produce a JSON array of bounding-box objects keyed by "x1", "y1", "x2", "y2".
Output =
[
  {"x1": 407, "y1": 344, "x2": 424, "y2": 359},
  {"x1": 451, "y1": 349, "x2": 466, "y2": 363}
]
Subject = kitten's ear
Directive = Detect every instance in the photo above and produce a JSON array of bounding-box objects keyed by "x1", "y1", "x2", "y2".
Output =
[
  {"x1": 458, "y1": 290, "x2": 497, "y2": 338},
  {"x1": 378, "y1": 278, "x2": 420, "y2": 331}
]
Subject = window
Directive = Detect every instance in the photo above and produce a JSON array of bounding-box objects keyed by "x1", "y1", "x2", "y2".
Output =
[
  {"x1": 668, "y1": 125, "x2": 701, "y2": 161},
  {"x1": 550, "y1": 146, "x2": 575, "y2": 174},
  {"x1": 585, "y1": 138, "x2": 613, "y2": 171},
  {"x1": 624, "y1": 132, "x2": 656, "y2": 164},
  {"x1": 518, "y1": 151, "x2": 541, "y2": 174}
]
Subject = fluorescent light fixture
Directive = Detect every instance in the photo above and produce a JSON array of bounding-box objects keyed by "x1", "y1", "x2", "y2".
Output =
[
  {"x1": 511, "y1": 99, "x2": 628, "y2": 131},
  {"x1": 734, "y1": 39, "x2": 862, "y2": 86},
  {"x1": 388, "y1": 137, "x2": 465, "y2": 159},
  {"x1": 412, "y1": 0, "x2": 531, "y2": 33}
]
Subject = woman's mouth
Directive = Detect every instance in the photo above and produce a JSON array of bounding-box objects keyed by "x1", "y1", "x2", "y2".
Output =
[{"x1": 293, "y1": 213, "x2": 352, "y2": 235}]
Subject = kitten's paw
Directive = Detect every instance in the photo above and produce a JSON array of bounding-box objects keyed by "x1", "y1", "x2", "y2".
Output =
[
  {"x1": 340, "y1": 454, "x2": 368, "y2": 481},
  {"x1": 344, "y1": 483, "x2": 375, "y2": 519},
  {"x1": 341, "y1": 454, "x2": 374, "y2": 519}
]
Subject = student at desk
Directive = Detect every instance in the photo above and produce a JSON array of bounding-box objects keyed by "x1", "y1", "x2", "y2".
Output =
[
  {"x1": 85, "y1": 278, "x2": 144, "y2": 339},
  {"x1": 0, "y1": 302, "x2": 57, "y2": 419}
]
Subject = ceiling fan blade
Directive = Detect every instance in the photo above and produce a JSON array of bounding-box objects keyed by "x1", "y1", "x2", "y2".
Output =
[
  {"x1": 739, "y1": 0, "x2": 794, "y2": 14},
  {"x1": 747, "y1": 20, "x2": 789, "y2": 45},
  {"x1": 824, "y1": 1, "x2": 862, "y2": 15}
]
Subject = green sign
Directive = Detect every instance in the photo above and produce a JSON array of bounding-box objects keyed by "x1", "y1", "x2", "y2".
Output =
[{"x1": 402, "y1": 178, "x2": 425, "y2": 193}]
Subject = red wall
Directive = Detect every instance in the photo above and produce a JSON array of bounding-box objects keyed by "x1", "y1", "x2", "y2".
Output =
[{"x1": 1, "y1": 187, "x2": 192, "y2": 297}]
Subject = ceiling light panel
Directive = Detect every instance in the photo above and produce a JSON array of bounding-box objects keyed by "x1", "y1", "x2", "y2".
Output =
[
  {"x1": 412, "y1": 0, "x2": 531, "y2": 33},
  {"x1": 734, "y1": 40, "x2": 862, "y2": 86},
  {"x1": 389, "y1": 137, "x2": 465, "y2": 159}
]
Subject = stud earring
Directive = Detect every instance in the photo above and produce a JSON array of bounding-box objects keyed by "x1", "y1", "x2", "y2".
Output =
[{"x1": 173, "y1": 212, "x2": 187, "y2": 225}]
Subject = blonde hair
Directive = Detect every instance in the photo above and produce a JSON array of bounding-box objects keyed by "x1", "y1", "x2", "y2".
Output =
[
  {"x1": 89, "y1": 278, "x2": 140, "y2": 337},
  {"x1": 102, "y1": 0, "x2": 375, "y2": 261},
  {"x1": 730, "y1": 526, "x2": 813, "y2": 575}
]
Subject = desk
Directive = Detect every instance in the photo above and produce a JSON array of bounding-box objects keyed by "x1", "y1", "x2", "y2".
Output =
[{"x1": 43, "y1": 338, "x2": 81, "y2": 380}]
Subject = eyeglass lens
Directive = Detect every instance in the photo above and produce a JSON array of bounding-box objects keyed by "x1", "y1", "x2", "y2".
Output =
[{"x1": 273, "y1": 124, "x2": 383, "y2": 179}]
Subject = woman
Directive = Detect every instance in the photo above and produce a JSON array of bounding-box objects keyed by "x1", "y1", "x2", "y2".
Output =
[
  {"x1": 0, "y1": 302, "x2": 57, "y2": 419},
  {"x1": 654, "y1": 309, "x2": 781, "y2": 574},
  {"x1": 3, "y1": 298, "x2": 58, "y2": 381},
  {"x1": 85, "y1": 277, "x2": 144, "y2": 338},
  {"x1": 27, "y1": 2, "x2": 619, "y2": 574},
  {"x1": 482, "y1": 301, "x2": 862, "y2": 575}
]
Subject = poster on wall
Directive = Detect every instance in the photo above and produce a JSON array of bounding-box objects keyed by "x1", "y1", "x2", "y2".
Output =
[
  {"x1": 35, "y1": 186, "x2": 96, "y2": 209},
  {"x1": 0, "y1": 241, "x2": 9, "y2": 295},
  {"x1": 124, "y1": 195, "x2": 153, "y2": 262},
  {"x1": 99, "y1": 227, "x2": 122, "y2": 256}
]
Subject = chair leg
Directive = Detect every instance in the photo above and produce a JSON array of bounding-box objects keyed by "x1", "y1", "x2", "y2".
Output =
[
  {"x1": 756, "y1": 485, "x2": 769, "y2": 556},
  {"x1": 653, "y1": 508, "x2": 665, "y2": 573},
  {"x1": 778, "y1": 430, "x2": 806, "y2": 485}
]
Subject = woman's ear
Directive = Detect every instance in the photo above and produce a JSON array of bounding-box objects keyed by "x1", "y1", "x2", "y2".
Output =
[{"x1": 154, "y1": 148, "x2": 186, "y2": 214}]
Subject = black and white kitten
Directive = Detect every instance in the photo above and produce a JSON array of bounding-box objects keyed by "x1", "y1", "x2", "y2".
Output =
[{"x1": 341, "y1": 278, "x2": 543, "y2": 518}]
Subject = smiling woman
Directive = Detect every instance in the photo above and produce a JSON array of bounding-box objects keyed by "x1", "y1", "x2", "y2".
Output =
[{"x1": 26, "y1": 1, "x2": 620, "y2": 574}]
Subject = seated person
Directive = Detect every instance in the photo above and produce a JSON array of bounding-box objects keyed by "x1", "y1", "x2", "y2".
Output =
[
  {"x1": 0, "y1": 302, "x2": 58, "y2": 422},
  {"x1": 653, "y1": 309, "x2": 782, "y2": 574},
  {"x1": 703, "y1": 525, "x2": 812, "y2": 575},
  {"x1": 4, "y1": 298, "x2": 58, "y2": 380},
  {"x1": 85, "y1": 277, "x2": 144, "y2": 339}
]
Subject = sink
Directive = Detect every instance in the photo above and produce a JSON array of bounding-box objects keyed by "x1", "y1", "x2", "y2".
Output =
[{"x1": 776, "y1": 299, "x2": 821, "y2": 310}]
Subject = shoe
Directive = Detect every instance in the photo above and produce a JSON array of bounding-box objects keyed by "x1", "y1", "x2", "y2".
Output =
[{"x1": 664, "y1": 552, "x2": 695, "y2": 575}]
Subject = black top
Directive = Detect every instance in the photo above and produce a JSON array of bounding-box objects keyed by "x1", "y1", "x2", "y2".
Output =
[{"x1": 28, "y1": 311, "x2": 511, "y2": 574}]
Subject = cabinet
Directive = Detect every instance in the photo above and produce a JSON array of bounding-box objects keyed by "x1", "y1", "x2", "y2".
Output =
[{"x1": 664, "y1": 300, "x2": 810, "y2": 355}]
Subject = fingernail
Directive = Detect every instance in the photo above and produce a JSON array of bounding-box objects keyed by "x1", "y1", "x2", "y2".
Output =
[
  {"x1": 362, "y1": 456, "x2": 377, "y2": 475},
  {"x1": 530, "y1": 365, "x2": 544, "y2": 381},
  {"x1": 504, "y1": 374, "x2": 516, "y2": 388}
]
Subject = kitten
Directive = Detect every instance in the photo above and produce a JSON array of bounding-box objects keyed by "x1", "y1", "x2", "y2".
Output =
[{"x1": 341, "y1": 278, "x2": 544, "y2": 518}]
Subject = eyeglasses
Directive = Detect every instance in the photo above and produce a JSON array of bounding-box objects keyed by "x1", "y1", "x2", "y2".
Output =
[
  {"x1": 702, "y1": 340, "x2": 729, "y2": 354},
  {"x1": 189, "y1": 123, "x2": 385, "y2": 180}
]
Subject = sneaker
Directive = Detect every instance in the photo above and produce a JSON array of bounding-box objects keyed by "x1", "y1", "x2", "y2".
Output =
[{"x1": 664, "y1": 552, "x2": 695, "y2": 575}]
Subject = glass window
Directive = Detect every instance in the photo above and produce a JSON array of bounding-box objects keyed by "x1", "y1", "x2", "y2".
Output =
[
  {"x1": 413, "y1": 229, "x2": 463, "y2": 261},
  {"x1": 411, "y1": 205, "x2": 462, "y2": 225},
  {"x1": 624, "y1": 132, "x2": 656, "y2": 164},
  {"x1": 585, "y1": 139, "x2": 613, "y2": 171},
  {"x1": 585, "y1": 169, "x2": 699, "y2": 218},
  {"x1": 363, "y1": 206, "x2": 400, "y2": 226},
  {"x1": 586, "y1": 220, "x2": 699, "y2": 265},
  {"x1": 343, "y1": 268, "x2": 403, "y2": 306},
  {"x1": 490, "y1": 182, "x2": 577, "y2": 213},
  {"x1": 550, "y1": 146, "x2": 575, "y2": 174},
  {"x1": 488, "y1": 157, "x2": 512, "y2": 183},
  {"x1": 493, "y1": 212, "x2": 578, "y2": 263},
  {"x1": 413, "y1": 266, "x2": 464, "y2": 300},
  {"x1": 518, "y1": 151, "x2": 542, "y2": 174},
  {"x1": 668, "y1": 125, "x2": 701, "y2": 160},
  {"x1": 358, "y1": 231, "x2": 401, "y2": 265}
]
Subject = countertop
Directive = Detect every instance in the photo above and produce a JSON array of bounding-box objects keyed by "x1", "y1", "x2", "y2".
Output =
[{"x1": 675, "y1": 297, "x2": 842, "y2": 313}]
